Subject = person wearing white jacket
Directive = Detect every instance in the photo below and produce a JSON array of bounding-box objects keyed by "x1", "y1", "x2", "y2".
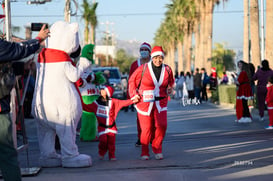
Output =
[{"x1": 185, "y1": 71, "x2": 194, "y2": 101}]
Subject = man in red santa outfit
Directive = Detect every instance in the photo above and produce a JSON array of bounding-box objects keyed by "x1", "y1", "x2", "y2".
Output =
[
  {"x1": 128, "y1": 46, "x2": 174, "y2": 160},
  {"x1": 125, "y1": 42, "x2": 152, "y2": 147}
]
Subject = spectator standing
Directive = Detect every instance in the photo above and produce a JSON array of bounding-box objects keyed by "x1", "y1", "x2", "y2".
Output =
[
  {"x1": 233, "y1": 60, "x2": 253, "y2": 123},
  {"x1": 185, "y1": 71, "x2": 194, "y2": 101},
  {"x1": 193, "y1": 68, "x2": 202, "y2": 102},
  {"x1": 126, "y1": 42, "x2": 151, "y2": 147},
  {"x1": 253, "y1": 60, "x2": 273, "y2": 121},
  {"x1": 176, "y1": 71, "x2": 185, "y2": 98},
  {"x1": 0, "y1": 25, "x2": 49, "y2": 181},
  {"x1": 200, "y1": 68, "x2": 209, "y2": 102},
  {"x1": 220, "y1": 72, "x2": 229, "y2": 84},
  {"x1": 209, "y1": 67, "x2": 218, "y2": 90}
]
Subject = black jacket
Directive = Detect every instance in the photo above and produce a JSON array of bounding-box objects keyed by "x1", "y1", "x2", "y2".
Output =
[
  {"x1": 0, "y1": 38, "x2": 41, "y2": 113},
  {"x1": 0, "y1": 38, "x2": 40, "y2": 62}
]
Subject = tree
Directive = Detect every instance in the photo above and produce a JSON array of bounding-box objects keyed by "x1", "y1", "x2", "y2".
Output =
[
  {"x1": 249, "y1": 0, "x2": 261, "y2": 68},
  {"x1": 243, "y1": 0, "x2": 250, "y2": 62},
  {"x1": 265, "y1": 0, "x2": 273, "y2": 63},
  {"x1": 211, "y1": 43, "x2": 235, "y2": 75},
  {"x1": 81, "y1": 0, "x2": 98, "y2": 45},
  {"x1": 115, "y1": 49, "x2": 136, "y2": 74}
]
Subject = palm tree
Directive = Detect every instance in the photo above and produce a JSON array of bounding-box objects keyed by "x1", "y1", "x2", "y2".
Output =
[
  {"x1": 243, "y1": 0, "x2": 250, "y2": 62},
  {"x1": 249, "y1": 0, "x2": 261, "y2": 68},
  {"x1": 265, "y1": 0, "x2": 273, "y2": 63},
  {"x1": 81, "y1": 0, "x2": 98, "y2": 45}
]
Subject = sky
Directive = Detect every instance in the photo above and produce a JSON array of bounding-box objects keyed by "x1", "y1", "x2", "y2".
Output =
[{"x1": 1, "y1": 0, "x2": 245, "y2": 52}]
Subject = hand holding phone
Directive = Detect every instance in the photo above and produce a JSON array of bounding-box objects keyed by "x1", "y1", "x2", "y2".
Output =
[
  {"x1": 31, "y1": 23, "x2": 48, "y2": 31},
  {"x1": 37, "y1": 24, "x2": 50, "y2": 42}
]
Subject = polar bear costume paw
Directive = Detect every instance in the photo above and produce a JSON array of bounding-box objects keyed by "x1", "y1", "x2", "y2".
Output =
[{"x1": 62, "y1": 154, "x2": 92, "y2": 168}]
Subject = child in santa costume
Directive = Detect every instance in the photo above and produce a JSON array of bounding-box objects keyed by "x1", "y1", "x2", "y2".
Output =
[
  {"x1": 77, "y1": 43, "x2": 106, "y2": 141},
  {"x1": 126, "y1": 42, "x2": 151, "y2": 147},
  {"x1": 128, "y1": 46, "x2": 174, "y2": 160},
  {"x1": 233, "y1": 60, "x2": 253, "y2": 123},
  {"x1": 84, "y1": 86, "x2": 139, "y2": 160},
  {"x1": 265, "y1": 75, "x2": 273, "y2": 129}
]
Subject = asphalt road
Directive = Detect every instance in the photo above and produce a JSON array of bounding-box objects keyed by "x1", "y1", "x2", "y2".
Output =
[{"x1": 9, "y1": 99, "x2": 273, "y2": 181}]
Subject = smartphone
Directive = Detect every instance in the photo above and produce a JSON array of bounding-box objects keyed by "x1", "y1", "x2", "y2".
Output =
[{"x1": 31, "y1": 23, "x2": 48, "y2": 31}]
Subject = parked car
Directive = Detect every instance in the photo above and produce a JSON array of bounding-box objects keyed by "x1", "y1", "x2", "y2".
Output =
[{"x1": 92, "y1": 67, "x2": 125, "y2": 99}]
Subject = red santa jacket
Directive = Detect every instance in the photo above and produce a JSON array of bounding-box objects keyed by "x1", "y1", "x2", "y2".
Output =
[
  {"x1": 266, "y1": 85, "x2": 273, "y2": 109},
  {"x1": 85, "y1": 98, "x2": 133, "y2": 136},
  {"x1": 128, "y1": 61, "x2": 174, "y2": 116},
  {"x1": 236, "y1": 71, "x2": 253, "y2": 99}
]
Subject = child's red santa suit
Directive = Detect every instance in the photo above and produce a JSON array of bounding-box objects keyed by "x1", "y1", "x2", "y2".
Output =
[
  {"x1": 85, "y1": 86, "x2": 135, "y2": 160},
  {"x1": 128, "y1": 46, "x2": 174, "y2": 159},
  {"x1": 266, "y1": 84, "x2": 273, "y2": 126}
]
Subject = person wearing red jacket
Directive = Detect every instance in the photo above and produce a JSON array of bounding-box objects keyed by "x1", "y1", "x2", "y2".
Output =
[
  {"x1": 126, "y1": 42, "x2": 151, "y2": 147},
  {"x1": 128, "y1": 46, "x2": 174, "y2": 160},
  {"x1": 265, "y1": 75, "x2": 273, "y2": 129},
  {"x1": 233, "y1": 60, "x2": 253, "y2": 123},
  {"x1": 85, "y1": 86, "x2": 139, "y2": 160}
]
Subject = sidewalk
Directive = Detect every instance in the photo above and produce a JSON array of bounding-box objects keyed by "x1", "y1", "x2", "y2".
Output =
[{"x1": 7, "y1": 100, "x2": 273, "y2": 180}]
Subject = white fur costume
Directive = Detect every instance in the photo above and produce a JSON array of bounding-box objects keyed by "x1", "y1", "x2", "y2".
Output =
[{"x1": 32, "y1": 21, "x2": 92, "y2": 167}]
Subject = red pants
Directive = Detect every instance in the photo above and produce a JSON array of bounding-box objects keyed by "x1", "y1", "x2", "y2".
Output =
[
  {"x1": 268, "y1": 109, "x2": 273, "y2": 126},
  {"x1": 137, "y1": 105, "x2": 167, "y2": 156},
  {"x1": 98, "y1": 133, "x2": 116, "y2": 159}
]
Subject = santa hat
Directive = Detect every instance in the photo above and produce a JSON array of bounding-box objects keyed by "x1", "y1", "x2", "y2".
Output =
[
  {"x1": 211, "y1": 67, "x2": 216, "y2": 73},
  {"x1": 151, "y1": 46, "x2": 165, "y2": 58},
  {"x1": 140, "y1": 42, "x2": 151, "y2": 52},
  {"x1": 104, "y1": 85, "x2": 114, "y2": 98}
]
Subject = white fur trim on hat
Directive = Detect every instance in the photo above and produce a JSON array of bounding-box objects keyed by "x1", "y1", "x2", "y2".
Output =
[{"x1": 151, "y1": 51, "x2": 164, "y2": 58}]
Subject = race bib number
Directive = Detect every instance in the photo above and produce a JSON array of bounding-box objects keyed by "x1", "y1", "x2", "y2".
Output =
[
  {"x1": 143, "y1": 90, "x2": 155, "y2": 102},
  {"x1": 97, "y1": 106, "x2": 108, "y2": 118}
]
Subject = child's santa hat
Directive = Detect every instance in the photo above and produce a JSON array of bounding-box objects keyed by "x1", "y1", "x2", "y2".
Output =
[
  {"x1": 151, "y1": 46, "x2": 165, "y2": 58},
  {"x1": 104, "y1": 85, "x2": 114, "y2": 98},
  {"x1": 140, "y1": 42, "x2": 151, "y2": 52},
  {"x1": 211, "y1": 67, "x2": 216, "y2": 73}
]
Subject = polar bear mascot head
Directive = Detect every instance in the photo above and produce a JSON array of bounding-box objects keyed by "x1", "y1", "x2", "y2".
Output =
[{"x1": 32, "y1": 21, "x2": 92, "y2": 168}]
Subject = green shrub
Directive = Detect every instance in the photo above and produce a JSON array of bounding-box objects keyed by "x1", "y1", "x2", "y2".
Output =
[{"x1": 217, "y1": 84, "x2": 236, "y2": 104}]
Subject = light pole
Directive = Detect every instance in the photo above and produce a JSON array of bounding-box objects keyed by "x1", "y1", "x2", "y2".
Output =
[
  {"x1": 4, "y1": 0, "x2": 11, "y2": 41},
  {"x1": 260, "y1": 0, "x2": 265, "y2": 60}
]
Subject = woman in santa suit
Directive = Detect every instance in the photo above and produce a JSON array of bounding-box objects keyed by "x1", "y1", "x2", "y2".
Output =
[
  {"x1": 128, "y1": 46, "x2": 174, "y2": 160},
  {"x1": 233, "y1": 60, "x2": 253, "y2": 123}
]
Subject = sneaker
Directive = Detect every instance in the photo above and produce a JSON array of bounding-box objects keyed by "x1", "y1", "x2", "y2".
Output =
[
  {"x1": 155, "y1": 153, "x2": 164, "y2": 160},
  {"x1": 110, "y1": 158, "x2": 117, "y2": 161},
  {"x1": 244, "y1": 117, "x2": 252, "y2": 123},
  {"x1": 140, "y1": 155, "x2": 149, "y2": 160},
  {"x1": 265, "y1": 126, "x2": 273, "y2": 130},
  {"x1": 238, "y1": 118, "x2": 246, "y2": 123},
  {"x1": 135, "y1": 139, "x2": 141, "y2": 147},
  {"x1": 259, "y1": 117, "x2": 264, "y2": 121}
]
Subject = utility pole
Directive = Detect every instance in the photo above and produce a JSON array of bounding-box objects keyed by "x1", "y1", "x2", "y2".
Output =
[
  {"x1": 100, "y1": 21, "x2": 114, "y2": 66},
  {"x1": 4, "y1": 0, "x2": 11, "y2": 41},
  {"x1": 64, "y1": 0, "x2": 71, "y2": 22}
]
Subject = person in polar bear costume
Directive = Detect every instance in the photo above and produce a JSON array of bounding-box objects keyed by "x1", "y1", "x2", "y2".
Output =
[{"x1": 32, "y1": 21, "x2": 92, "y2": 168}]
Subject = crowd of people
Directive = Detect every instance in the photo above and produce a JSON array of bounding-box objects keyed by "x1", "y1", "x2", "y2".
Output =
[{"x1": 174, "y1": 67, "x2": 218, "y2": 104}]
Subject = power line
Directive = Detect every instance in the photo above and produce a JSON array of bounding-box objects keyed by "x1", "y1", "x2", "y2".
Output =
[{"x1": 10, "y1": 10, "x2": 248, "y2": 18}]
